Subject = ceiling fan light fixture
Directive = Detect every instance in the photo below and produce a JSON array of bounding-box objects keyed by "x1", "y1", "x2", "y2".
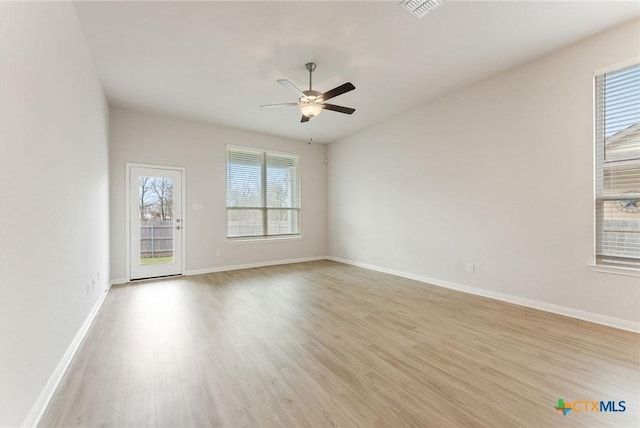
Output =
[
  {"x1": 299, "y1": 102, "x2": 323, "y2": 118},
  {"x1": 400, "y1": 0, "x2": 443, "y2": 19}
]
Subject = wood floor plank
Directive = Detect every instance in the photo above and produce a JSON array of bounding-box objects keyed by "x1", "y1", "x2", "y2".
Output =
[{"x1": 39, "y1": 260, "x2": 639, "y2": 427}]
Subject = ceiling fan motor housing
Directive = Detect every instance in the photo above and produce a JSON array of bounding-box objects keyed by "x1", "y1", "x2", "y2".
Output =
[{"x1": 301, "y1": 90, "x2": 322, "y2": 102}]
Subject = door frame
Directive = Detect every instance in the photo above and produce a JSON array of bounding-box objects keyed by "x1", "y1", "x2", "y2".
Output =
[{"x1": 125, "y1": 163, "x2": 186, "y2": 282}]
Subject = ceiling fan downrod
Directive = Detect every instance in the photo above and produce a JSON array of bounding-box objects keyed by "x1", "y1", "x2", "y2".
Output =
[{"x1": 306, "y1": 62, "x2": 316, "y2": 91}]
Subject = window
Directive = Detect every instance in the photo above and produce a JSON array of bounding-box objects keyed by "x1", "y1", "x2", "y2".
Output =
[
  {"x1": 595, "y1": 63, "x2": 640, "y2": 268},
  {"x1": 226, "y1": 146, "x2": 300, "y2": 238}
]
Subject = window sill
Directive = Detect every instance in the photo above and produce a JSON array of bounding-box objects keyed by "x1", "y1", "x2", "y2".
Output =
[
  {"x1": 225, "y1": 235, "x2": 302, "y2": 244},
  {"x1": 588, "y1": 264, "x2": 640, "y2": 277}
]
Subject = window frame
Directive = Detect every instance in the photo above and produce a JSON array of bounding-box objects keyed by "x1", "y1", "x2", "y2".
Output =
[
  {"x1": 225, "y1": 145, "x2": 301, "y2": 240},
  {"x1": 593, "y1": 59, "x2": 640, "y2": 270}
]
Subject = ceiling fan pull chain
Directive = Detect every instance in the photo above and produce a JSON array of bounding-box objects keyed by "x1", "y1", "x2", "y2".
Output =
[{"x1": 307, "y1": 120, "x2": 314, "y2": 144}]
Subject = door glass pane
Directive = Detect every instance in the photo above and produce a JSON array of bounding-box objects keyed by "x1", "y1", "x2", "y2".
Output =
[{"x1": 139, "y1": 176, "x2": 175, "y2": 265}]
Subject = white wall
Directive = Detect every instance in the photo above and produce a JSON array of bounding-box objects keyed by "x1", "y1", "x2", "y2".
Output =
[
  {"x1": 328, "y1": 19, "x2": 640, "y2": 325},
  {"x1": 109, "y1": 108, "x2": 327, "y2": 280},
  {"x1": 0, "y1": 3, "x2": 109, "y2": 426}
]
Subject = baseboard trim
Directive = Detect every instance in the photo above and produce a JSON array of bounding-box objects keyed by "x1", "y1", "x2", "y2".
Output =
[
  {"x1": 185, "y1": 256, "x2": 327, "y2": 276},
  {"x1": 327, "y1": 256, "x2": 640, "y2": 333},
  {"x1": 22, "y1": 289, "x2": 109, "y2": 428},
  {"x1": 110, "y1": 278, "x2": 127, "y2": 287}
]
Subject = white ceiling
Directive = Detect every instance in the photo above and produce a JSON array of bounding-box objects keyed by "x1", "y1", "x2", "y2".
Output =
[{"x1": 74, "y1": 1, "x2": 640, "y2": 143}]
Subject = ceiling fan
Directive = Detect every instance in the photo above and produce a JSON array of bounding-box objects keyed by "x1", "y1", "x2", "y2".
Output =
[{"x1": 260, "y1": 63, "x2": 356, "y2": 123}]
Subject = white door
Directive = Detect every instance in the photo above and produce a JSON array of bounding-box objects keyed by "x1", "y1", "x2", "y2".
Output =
[{"x1": 129, "y1": 165, "x2": 184, "y2": 280}]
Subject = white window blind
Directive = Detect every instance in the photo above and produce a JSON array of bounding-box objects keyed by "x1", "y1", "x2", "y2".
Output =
[
  {"x1": 595, "y1": 63, "x2": 640, "y2": 268},
  {"x1": 226, "y1": 146, "x2": 300, "y2": 238}
]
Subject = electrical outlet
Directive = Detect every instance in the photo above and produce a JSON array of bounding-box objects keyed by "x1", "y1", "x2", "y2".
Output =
[{"x1": 466, "y1": 263, "x2": 475, "y2": 273}]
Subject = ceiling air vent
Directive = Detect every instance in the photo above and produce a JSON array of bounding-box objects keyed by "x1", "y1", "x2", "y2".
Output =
[{"x1": 400, "y1": 0, "x2": 444, "y2": 19}]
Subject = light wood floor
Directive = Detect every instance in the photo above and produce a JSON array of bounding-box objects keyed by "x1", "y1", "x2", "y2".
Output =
[{"x1": 40, "y1": 260, "x2": 639, "y2": 427}]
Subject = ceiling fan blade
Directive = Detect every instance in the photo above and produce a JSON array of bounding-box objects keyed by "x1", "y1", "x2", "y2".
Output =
[
  {"x1": 260, "y1": 103, "x2": 298, "y2": 108},
  {"x1": 320, "y1": 82, "x2": 355, "y2": 102},
  {"x1": 301, "y1": 115, "x2": 310, "y2": 123},
  {"x1": 278, "y1": 79, "x2": 305, "y2": 98},
  {"x1": 322, "y1": 103, "x2": 355, "y2": 115}
]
